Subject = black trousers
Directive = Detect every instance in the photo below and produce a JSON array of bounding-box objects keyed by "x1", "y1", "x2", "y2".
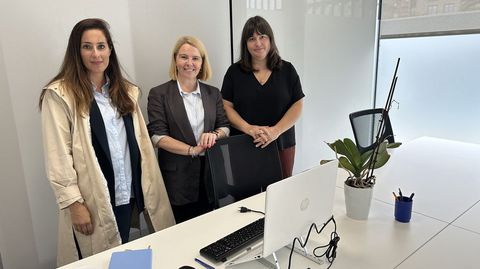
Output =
[{"x1": 113, "y1": 199, "x2": 134, "y2": 244}]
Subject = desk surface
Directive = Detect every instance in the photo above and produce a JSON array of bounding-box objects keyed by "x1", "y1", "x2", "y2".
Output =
[
  {"x1": 59, "y1": 137, "x2": 480, "y2": 269},
  {"x1": 373, "y1": 137, "x2": 480, "y2": 223}
]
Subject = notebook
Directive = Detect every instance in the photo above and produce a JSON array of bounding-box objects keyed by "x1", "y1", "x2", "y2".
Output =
[
  {"x1": 225, "y1": 160, "x2": 338, "y2": 266},
  {"x1": 108, "y1": 248, "x2": 152, "y2": 269}
]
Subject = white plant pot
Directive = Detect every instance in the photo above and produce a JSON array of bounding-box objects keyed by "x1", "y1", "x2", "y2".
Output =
[{"x1": 344, "y1": 182, "x2": 373, "y2": 220}]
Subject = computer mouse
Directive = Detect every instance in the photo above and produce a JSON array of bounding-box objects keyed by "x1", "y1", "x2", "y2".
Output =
[{"x1": 178, "y1": 266, "x2": 195, "y2": 269}]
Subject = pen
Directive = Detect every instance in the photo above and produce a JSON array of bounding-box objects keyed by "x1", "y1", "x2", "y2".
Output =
[
  {"x1": 409, "y1": 192, "x2": 415, "y2": 200},
  {"x1": 398, "y1": 188, "x2": 403, "y2": 198},
  {"x1": 195, "y1": 258, "x2": 215, "y2": 269},
  {"x1": 392, "y1": 191, "x2": 398, "y2": 201}
]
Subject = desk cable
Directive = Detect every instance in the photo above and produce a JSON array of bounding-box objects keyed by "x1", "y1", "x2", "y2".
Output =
[
  {"x1": 239, "y1": 206, "x2": 265, "y2": 215},
  {"x1": 288, "y1": 215, "x2": 339, "y2": 269}
]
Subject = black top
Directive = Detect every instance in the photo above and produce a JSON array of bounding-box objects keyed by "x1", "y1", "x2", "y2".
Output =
[{"x1": 221, "y1": 60, "x2": 304, "y2": 150}]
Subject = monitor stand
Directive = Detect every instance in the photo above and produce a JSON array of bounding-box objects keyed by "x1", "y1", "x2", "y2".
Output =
[
  {"x1": 256, "y1": 258, "x2": 277, "y2": 269},
  {"x1": 256, "y1": 242, "x2": 325, "y2": 269},
  {"x1": 255, "y1": 251, "x2": 280, "y2": 269},
  {"x1": 286, "y1": 236, "x2": 325, "y2": 266},
  {"x1": 286, "y1": 244, "x2": 325, "y2": 266}
]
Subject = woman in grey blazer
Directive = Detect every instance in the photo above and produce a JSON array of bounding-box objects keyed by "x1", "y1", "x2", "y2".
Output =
[{"x1": 147, "y1": 36, "x2": 229, "y2": 223}]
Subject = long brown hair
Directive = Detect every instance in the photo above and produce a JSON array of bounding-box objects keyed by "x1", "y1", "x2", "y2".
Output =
[
  {"x1": 239, "y1": 16, "x2": 282, "y2": 72},
  {"x1": 39, "y1": 18, "x2": 134, "y2": 116}
]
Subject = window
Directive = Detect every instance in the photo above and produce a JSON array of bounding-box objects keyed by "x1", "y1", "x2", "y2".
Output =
[
  {"x1": 427, "y1": 5, "x2": 438, "y2": 14},
  {"x1": 381, "y1": 0, "x2": 480, "y2": 37},
  {"x1": 376, "y1": 34, "x2": 480, "y2": 144},
  {"x1": 444, "y1": 3, "x2": 455, "y2": 13},
  {"x1": 376, "y1": 1, "x2": 480, "y2": 144}
]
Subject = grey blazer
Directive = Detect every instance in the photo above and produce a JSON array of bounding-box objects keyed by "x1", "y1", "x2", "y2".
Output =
[{"x1": 147, "y1": 80, "x2": 229, "y2": 205}]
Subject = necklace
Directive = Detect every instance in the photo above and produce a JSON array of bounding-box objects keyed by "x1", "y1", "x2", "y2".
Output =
[{"x1": 254, "y1": 69, "x2": 272, "y2": 85}]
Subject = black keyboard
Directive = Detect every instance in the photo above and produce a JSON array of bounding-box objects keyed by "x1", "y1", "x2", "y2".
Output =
[{"x1": 200, "y1": 217, "x2": 265, "y2": 262}]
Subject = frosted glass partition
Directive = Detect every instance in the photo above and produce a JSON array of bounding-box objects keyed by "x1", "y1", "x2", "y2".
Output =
[
  {"x1": 376, "y1": 34, "x2": 480, "y2": 144},
  {"x1": 231, "y1": 0, "x2": 379, "y2": 172}
]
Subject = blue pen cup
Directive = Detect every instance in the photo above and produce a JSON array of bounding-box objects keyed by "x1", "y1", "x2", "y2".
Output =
[{"x1": 395, "y1": 197, "x2": 413, "y2": 223}]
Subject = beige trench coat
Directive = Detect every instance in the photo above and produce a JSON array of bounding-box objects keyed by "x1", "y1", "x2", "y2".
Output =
[{"x1": 41, "y1": 81, "x2": 175, "y2": 266}]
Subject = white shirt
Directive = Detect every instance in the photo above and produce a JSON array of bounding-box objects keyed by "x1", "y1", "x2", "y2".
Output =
[
  {"x1": 92, "y1": 78, "x2": 133, "y2": 206},
  {"x1": 178, "y1": 80, "x2": 205, "y2": 144}
]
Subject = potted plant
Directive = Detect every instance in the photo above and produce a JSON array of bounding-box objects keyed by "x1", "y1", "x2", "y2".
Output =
[{"x1": 321, "y1": 138, "x2": 401, "y2": 219}]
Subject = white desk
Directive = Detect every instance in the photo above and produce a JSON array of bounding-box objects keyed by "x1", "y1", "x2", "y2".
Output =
[
  {"x1": 326, "y1": 187, "x2": 447, "y2": 269},
  {"x1": 59, "y1": 188, "x2": 447, "y2": 269},
  {"x1": 451, "y1": 200, "x2": 480, "y2": 234},
  {"x1": 59, "y1": 194, "x2": 266, "y2": 269},
  {"x1": 373, "y1": 137, "x2": 480, "y2": 223},
  {"x1": 59, "y1": 137, "x2": 480, "y2": 269},
  {"x1": 397, "y1": 187, "x2": 480, "y2": 269},
  {"x1": 397, "y1": 225, "x2": 480, "y2": 269}
]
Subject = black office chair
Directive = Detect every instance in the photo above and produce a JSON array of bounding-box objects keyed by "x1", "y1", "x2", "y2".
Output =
[
  {"x1": 349, "y1": 108, "x2": 395, "y2": 154},
  {"x1": 206, "y1": 134, "x2": 283, "y2": 208}
]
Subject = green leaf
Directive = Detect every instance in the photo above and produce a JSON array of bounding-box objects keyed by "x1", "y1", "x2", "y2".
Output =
[
  {"x1": 387, "y1": 142, "x2": 402, "y2": 148},
  {"x1": 360, "y1": 149, "x2": 373, "y2": 166},
  {"x1": 327, "y1": 138, "x2": 363, "y2": 174},
  {"x1": 338, "y1": 156, "x2": 360, "y2": 177},
  {"x1": 365, "y1": 141, "x2": 387, "y2": 164},
  {"x1": 377, "y1": 141, "x2": 388, "y2": 153},
  {"x1": 327, "y1": 138, "x2": 400, "y2": 180},
  {"x1": 363, "y1": 151, "x2": 390, "y2": 170},
  {"x1": 320, "y1": 159, "x2": 333, "y2": 165},
  {"x1": 373, "y1": 153, "x2": 390, "y2": 169},
  {"x1": 328, "y1": 140, "x2": 350, "y2": 156},
  {"x1": 343, "y1": 138, "x2": 362, "y2": 167}
]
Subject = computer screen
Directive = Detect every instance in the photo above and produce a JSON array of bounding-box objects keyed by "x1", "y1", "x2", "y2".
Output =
[
  {"x1": 263, "y1": 160, "x2": 338, "y2": 257},
  {"x1": 206, "y1": 134, "x2": 283, "y2": 208}
]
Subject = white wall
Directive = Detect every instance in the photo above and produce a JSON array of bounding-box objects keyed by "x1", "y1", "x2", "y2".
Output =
[
  {"x1": 127, "y1": 0, "x2": 231, "y2": 115},
  {"x1": 0, "y1": 246, "x2": 3, "y2": 269},
  {"x1": 300, "y1": 0, "x2": 379, "y2": 170},
  {"x1": 0, "y1": 1, "x2": 230, "y2": 268},
  {"x1": 0, "y1": 39, "x2": 38, "y2": 269}
]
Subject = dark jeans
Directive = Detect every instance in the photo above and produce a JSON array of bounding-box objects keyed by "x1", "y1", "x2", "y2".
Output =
[{"x1": 113, "y1": 199, "x2": 134, "y2": 244}]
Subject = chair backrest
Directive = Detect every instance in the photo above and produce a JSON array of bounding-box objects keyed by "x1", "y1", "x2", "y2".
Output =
[
  {"x1": 206, "y1": 134, "x2": 283, "y2": 208},
  {"x1": 349, "y1": 108, "x2": 395, "y2": 154}
]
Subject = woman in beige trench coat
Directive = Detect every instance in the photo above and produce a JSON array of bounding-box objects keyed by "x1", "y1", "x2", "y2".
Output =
[{"x1": 39, "y1": 18, "x2": 175, "y2": 267}]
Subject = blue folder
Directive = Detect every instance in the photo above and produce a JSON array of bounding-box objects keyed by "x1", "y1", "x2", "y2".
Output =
[{"x1": 108, "y1": 248, "x2": 152, "y2": 269}]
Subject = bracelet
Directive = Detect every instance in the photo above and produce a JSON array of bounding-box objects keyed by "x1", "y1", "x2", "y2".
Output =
[
  {"x1": 188, "y1": 145, "x2": 198, "y2": 158},
  {"x1": 210, "y1": 130, "x2": 219, "y2": 139}
]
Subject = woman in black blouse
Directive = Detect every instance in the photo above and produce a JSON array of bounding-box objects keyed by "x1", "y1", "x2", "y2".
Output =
[{"x1": 221, "y1": 16, "x2": 304, "y2": 178}]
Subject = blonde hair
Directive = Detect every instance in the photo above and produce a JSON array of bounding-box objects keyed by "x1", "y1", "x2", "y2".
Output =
[{"x1": 168, "y1": 36, "x2": 212, "y2": 81}]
